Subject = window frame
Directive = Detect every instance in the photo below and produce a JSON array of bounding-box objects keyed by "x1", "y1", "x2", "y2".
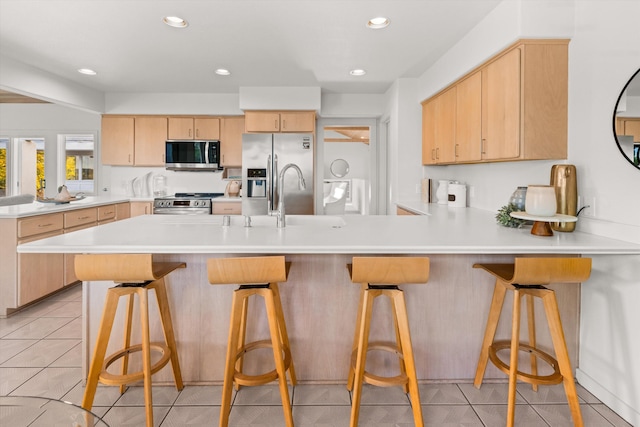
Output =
[{"x1": 58, "y1": 133, "x2": 97, "y2": 195}]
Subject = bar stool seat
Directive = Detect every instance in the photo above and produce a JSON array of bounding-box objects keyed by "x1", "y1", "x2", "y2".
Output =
[
  {"x1": 74, "y1": 254, "x2": 185, "y2": 427},
  {"x1": 347, "y1": 256, "x2": 429, "y2": 427},
  {"x1": 207, "y1": 256, "x2": 296, "y2": 427},
  {"x1": 473, "y1": 257, "x2": 591, "y2": 427}
]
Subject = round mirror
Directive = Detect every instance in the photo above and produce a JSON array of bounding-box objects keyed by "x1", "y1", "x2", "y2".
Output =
[
  {"x1": 613, "y1": 67, "x2": 640, "y2": 169},
  {"x1": 330, "y1": 159, "x2": 350, "y2": 177}
]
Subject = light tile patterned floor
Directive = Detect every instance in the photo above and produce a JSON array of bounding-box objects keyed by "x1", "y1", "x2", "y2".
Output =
[{"x1": 0, "y1": 284, "x2": 633, "y2": 426}]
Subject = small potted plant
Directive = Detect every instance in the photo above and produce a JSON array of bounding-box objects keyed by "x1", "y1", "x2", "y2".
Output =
[{"x1": 496, "y1": 203, "x2": 526, "y2": 228}]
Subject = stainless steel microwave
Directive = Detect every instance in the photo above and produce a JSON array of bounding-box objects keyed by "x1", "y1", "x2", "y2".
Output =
[{"x1": 165, "y1": 140, "x2": 220, "y2": 171}]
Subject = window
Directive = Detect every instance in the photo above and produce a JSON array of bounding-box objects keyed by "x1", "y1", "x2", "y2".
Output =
[
  {"x1": 0, "y1": 137, "x2": 7, "y2": 197},
  {"x1": 62, "y1": 134, "x2": 95, "y2": 193},
  {"x1": 16, "y1": 138, "x2": 45, "y2": 197}
]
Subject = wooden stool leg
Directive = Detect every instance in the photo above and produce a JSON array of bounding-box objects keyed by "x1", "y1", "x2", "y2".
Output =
[
  {"x1": 350, "y1": 288, "x2": 376, "y2": 427},
  {"x1": 137, "y1": 288, "x2": 154, "y2": 427},
  {"x1": 271, "y1": 282, "x2": 297, "y2": 386},
  {"x1": 152, "y1": 279, "x2": 184, "y2": 390},
  {"x1": 391, "y1": 289, "x2": 424, "y2": 427},
  {"x1": 506, "y1": 289, "x2": 522, "y2": 427},
  {"x1": 526, "y1": 294, "x2": 539, "y2": 392},
  {"x1": 234, "y1": 295, "x2": 249, "y2": 391},
  {"x1": 263, "y1": 288, "x2": 294, "y2": 427},
  {"x1": 541, "y1": 291, "x2": 584, "y2": 427},
  {"x1": 220, "y1": 289, "x2": 246, "y2": 427},
  {"x1": 391, "y1": 299, "x2": 409, "y2": 393},
  {"x1": 474, "y1": 280, "x2": 507, "y2": 388},
  {"x1": 119, "y1": 294, "x2": 135, "y2": 395},
  {"x1": 82, "y1": 289, "x2": 121, "y2": 411},
  {"x1": 347, "y1": 283, "x2": 367, "y2": 392}
]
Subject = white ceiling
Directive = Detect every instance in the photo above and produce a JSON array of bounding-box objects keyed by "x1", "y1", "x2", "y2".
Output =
[{"x1": 0, "y1": 0, "x2": 503, "y2": 95}]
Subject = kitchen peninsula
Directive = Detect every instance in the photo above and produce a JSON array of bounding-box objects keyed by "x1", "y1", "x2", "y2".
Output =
[{"x1": 17, "y1": 206, "x2": 640, "y2": 390}]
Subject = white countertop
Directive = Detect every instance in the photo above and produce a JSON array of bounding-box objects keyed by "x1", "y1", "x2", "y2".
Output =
[
  {"x1": 17, "y1": 205, "x2": 640, "y2": 255},
  {"x1": 0, "y1": 196, "x2": 134, "y2": 219}
]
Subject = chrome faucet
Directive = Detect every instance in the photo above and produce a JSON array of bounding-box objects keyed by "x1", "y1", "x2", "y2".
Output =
[{"x1": 276, "y1": 163, "x2": 306, "y2": 228}]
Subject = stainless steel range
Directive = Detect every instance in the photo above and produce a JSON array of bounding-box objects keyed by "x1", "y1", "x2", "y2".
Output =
[{"x1": 153, "y1": 192, "x2": 224, "y2": 215}]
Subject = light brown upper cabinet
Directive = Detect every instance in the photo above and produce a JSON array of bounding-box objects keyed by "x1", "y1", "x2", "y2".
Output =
[
  {"x1": 422, "y1": 87, "x2": 456, "y2": 165},
  {"x1": 455, "y1": 72, "x2": 482, "y2": 162},
  {"x1": 220, "y1": 116, "x2": 245, "y2": 166},
  {"x1": 168, "y1": 117, "x2": 220, "y2": 140},
  {"x1": 421, "y1": 39, "x2": 569, "y2": 165},
  {"x1": 102, "y1": 116, "x2": 134, "y2": 165},
  {"x1": 101, "y1": 116, "x2": 168, "y2": 166},
  {"x1": 617, "y1": 118, "x2": 640, "y2": 142},
  {"x1": 134, "y1": 117, "x2": 168, "y2": 166},
  {"x1": 245, "y1": 111, "x2": 316, "y2": 133},
  {"x1": 481, "y1": 48, "x2": 521, "y2": 160}
]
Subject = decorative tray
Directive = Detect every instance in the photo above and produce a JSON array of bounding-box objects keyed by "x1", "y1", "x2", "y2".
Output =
[{"x1": 36, "y1": 195, "x2": 85, "y2": 204}]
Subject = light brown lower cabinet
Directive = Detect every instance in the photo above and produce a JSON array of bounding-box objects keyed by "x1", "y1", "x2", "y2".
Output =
[
  {"x1": 18, "y1": 231, "x2": 65, "y2": 306},
  {"x1": 130, "y1": 201, "x2": 153, "y2": 216},
  {"x1": 0, "y1": 202, "x2": 130, "y2": 316},
  {"x1": 116, "y1": 202, "x2": 131, "y2": 220},
  {"x1": 397, "y1": 207, "x2": 418, "y2": 215},
  {"x1": 212, "y1": 201, "x2": 242, "y2": 215}
]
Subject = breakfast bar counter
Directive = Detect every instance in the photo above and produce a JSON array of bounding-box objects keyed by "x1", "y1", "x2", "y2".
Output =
[
  {"x1": 16, "y1": 205, "x2": 640, "y2": 255},
  {"x1": 16, "y1": 207, "x2": 640, "y2": 420}
]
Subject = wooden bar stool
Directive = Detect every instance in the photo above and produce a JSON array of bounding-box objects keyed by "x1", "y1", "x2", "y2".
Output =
[
  {"x1": 473, "y1": 257, "x2": 592, "y2": 427},
  {"x1": 347, "y1": 256, "x2": 429, "y2": 427},
  {"x1": 75, "y1": 254, "x2": 185, "y2": 427},
  {"x1": 207, "y1": 256, "x2": 296, "y2": 427}
]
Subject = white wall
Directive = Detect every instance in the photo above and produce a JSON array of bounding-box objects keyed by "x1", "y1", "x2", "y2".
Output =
[
  {"x1": 105, "y1": 93, "x2": 242, "y2": 115},
  {"x1": 384, "y1": 78, "x2": 423, "y2": 205},
  {"x1": 406, "y1": 0, "x2": 639, "y2": 244},
  {"x1": 0, "y1": 55, "x2": 104, "y2": 113},
  {"x1": 391, "y1": 1, "x2": 640, "y2": 423},
  {"x1": 0, "y1": 104, "x2": 101, "y2": 197},
  {"x1": 0, "y1": 104, "x2": 100, "y2": 130}
]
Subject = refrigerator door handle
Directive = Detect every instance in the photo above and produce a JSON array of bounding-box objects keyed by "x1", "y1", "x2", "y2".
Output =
[
  {"x1": 266, "y1": 155, "x2": 271, "y2": 213},
  {"x1": 272, "y1": 154, "x2": 278, "y2": 214}
]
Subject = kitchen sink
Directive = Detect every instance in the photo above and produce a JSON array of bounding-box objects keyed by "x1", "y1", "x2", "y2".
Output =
[{"x1": 224, "y1": 215, "x2": 346, "y2": 228}]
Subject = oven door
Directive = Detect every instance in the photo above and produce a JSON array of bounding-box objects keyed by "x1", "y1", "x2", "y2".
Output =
[{"x1": 153, "y1": 207, "x2": 211, "y2": 215}]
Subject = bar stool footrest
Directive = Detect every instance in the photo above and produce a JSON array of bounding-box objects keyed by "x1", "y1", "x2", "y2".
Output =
[
  {"x1": 489, "y1": 340, "x2": 563, "y2": 386},
  {"x1": 351, "y1": 341, "x2": 409, "y2": 387},
  {"x1": 234, "y1": 339, "x2": 293, "y2": 387},
  {"x1": 99, "y1": 343, "x2": 172, "y2": 386}
]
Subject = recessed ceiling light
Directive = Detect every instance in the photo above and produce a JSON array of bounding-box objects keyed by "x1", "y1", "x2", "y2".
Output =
[
  {"x1": 215, "y1": 69, "x2": 231, "y2": 76},
  {"x1": 77, "y1": 68, "x2": 97, "y2": 75},
  {"x1": 367, "y1": 17, "x2": 390, "y2": 29},
  {"x1": 163, "y1": 16, "x2": 188, "y2": 28},
  {"x1": 350, "y1": 69, "x2": 366, "y2": 76}
]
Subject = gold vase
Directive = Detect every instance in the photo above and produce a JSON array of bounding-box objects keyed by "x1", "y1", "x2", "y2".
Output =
[{"x1": 550, "y1": 164, "x2": 577, "y2": 232}]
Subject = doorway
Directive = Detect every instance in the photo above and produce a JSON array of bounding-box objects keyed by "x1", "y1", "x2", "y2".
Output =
[{"x1": 316, "y1": 118, "x2": 379, "y2": 215}]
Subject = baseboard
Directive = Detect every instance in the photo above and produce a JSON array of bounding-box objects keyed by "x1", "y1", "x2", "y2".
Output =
[{"x1": 576, "y1": 368, "x2": 639, "y2": 426}]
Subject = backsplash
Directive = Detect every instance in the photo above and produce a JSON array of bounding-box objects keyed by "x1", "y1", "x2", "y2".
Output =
[{"x1": 101, "y1": 166, "x2": 228, "y2": 197}]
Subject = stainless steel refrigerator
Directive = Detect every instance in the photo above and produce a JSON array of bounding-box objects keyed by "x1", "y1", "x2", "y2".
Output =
[{"x1": 242, "y1": 133, "x2": 314, "y2": 216}]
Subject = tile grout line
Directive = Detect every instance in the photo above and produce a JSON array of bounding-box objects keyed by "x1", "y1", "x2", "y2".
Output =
[{"x1": 0, "y1": 287, "x2": 633, "y2": 427}]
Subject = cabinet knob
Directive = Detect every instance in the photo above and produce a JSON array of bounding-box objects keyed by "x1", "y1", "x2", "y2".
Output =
[
  {"x1": 275, "y1": 119, "x2": 278, "y2": 129},
  {"x1": 481, "y1": 139, "x2": 486, "y2": 155}
]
